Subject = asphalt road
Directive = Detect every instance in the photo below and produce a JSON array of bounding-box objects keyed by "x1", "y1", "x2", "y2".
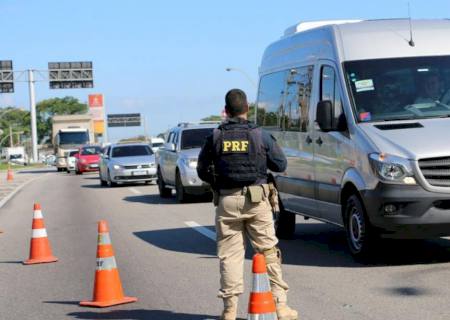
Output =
[{"x1": 1, "y1": 171, "x2": 450, "y2": 319}]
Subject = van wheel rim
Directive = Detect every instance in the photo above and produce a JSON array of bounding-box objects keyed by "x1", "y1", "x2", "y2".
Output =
[{"x1": 349, "y1": 207, "x2": 364, "y2": 251}]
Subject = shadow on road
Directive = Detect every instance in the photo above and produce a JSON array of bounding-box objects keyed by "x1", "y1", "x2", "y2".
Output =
[
  {"x1": 67, "y1": 309, "x2": 219, "y2": 320},
  {"x1": 135, "y1": 222, "x2": 450, "y2": 268},
  {"x1": 124, "y1": 194, "x2": 177, "y2": 205},
  {"x1": 134, "y1": 227, "x2": 217, "y2": 257},
  {"x1": 123, "y1": 194, "x2": 212, "y2": 205}
]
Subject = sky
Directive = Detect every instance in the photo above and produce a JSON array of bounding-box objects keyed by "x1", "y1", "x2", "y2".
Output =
[{"x1": 1, "y1": 0, "x2": 450, "y2": 142}]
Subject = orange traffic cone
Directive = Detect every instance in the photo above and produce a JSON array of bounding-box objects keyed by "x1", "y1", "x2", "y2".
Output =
[
  {"x1": 23, "y1": 203, "x2": 58, "y2": 265},
  {"x1": 80, "y1": 220, "x2": 137, "y2": 308},
  {"x1": 247, "y1": 253, "x2": 277, "y2": 320},
  {"x1": 6, "y1": 168, "x2": 13, "y2": 182}
]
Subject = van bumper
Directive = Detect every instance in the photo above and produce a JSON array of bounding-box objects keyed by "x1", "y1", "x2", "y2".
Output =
[{"x1": 362, "y1": 183, "x2": 450, "y2": 238}]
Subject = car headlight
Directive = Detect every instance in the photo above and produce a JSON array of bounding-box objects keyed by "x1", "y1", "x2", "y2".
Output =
[
  {"x1": 182, "y1": 158, "x2": 198, "y2": 169},
  {"x1": 369, "y1": 153, "x2": 416, "y2": 184},
  {"x1": 113, "y1": 164, "x2": 121, "y2": 170},
  {"x1": 149, "y1": 162, "x2": 156, "y2": 168},
  {"x1": 80, "y1": 158, "x2": 87, "y2": 164}
]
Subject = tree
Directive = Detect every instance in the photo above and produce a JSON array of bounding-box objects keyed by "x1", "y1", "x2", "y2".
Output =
[
  {"x1": 36, "y1": 96, "x2": 88, "y2": 141},
  {"x1": 0, "y1": 107, "x2": 31, "y2": 147},
  {"x1": 201, "y1": 115, "x2": 222, "y2": 122},
  {"x1": 201, "y1": 103, "x2": 257, "y2": 122}
]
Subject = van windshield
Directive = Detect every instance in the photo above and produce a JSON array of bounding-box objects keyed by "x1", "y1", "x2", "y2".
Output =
[{"x1": 344, "y1": 56, "x2": 450, "y2": 122}]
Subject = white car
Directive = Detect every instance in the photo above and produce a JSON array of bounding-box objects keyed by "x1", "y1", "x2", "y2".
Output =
[
  {"x1": 150, "y1": 137, "x2": 165, "y2": 153},
  {"x1": 66, "y1": 150, "x2": 79, "y2": 173},
  {"x1": 99, "y1": 143, "x2": 156, "y2": 187}
]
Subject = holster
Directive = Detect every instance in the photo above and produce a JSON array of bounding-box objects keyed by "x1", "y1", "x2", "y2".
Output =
[{"x1": 268, "y1": 183, "x2": 280, "y2": 213}]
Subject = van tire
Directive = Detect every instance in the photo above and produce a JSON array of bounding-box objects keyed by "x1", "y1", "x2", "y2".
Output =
[
  {"x1": 275, "y1": 200, "x2": 296, "y2": 239},
  {"x1": 157, "y1": 168, "x2": 172, "y2": 198},
  {"x1": 344, "y1": 194, "x2": 377, "y2": 258}
]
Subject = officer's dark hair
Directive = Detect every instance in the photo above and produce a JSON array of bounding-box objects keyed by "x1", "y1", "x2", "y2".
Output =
[{"x1": 225, "y1": 89, "x2": 249, "y2": 117}]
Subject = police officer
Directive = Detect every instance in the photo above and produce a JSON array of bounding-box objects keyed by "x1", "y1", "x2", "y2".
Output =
[{"x1": 197, "y1": 89, "x2": 298, "y2": 320}]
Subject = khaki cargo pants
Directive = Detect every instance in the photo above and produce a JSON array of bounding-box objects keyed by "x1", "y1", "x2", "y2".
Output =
[{"x1": 215, "y1": 186, "x2": 289, "y2": 303}]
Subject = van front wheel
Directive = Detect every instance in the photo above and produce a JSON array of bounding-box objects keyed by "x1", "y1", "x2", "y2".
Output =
[{"x1": 345, "y1": 194, "x2": 377, "y2": 258}]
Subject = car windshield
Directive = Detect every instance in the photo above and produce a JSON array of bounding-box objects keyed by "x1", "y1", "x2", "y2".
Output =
[
  {"x1": 181, "y1": 128, "x2": 214, "y2": 149},
  {"x1": 69, "y1": 151, "x2": 78, "y2": 157},
  {"x1": 81, "y1": 146, "x2": 102, "y2": 155},
  {"x1": 111, "y1": 145, "x2": 153, "y2": 158},
  {"x1": 344, "y1": 56, "x2": 450, "y2": 122},
  {"x1": 59, "y1": 131, "x2": 89, "y2": 145},
  {"x1": 10, "y1": 154, "x2": 22, "y2": 159}
]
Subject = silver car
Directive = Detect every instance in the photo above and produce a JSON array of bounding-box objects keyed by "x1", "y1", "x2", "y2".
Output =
[
  {"x1": 156, "y1": 122, "x2": 218, "y2": 202},
  {"x1": 99, "y1": 143, "x2": 156, "y2": 187}
]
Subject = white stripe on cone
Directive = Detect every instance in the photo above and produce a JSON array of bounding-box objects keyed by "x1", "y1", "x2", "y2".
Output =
[
  {"x1": 252, "y1": 273, "x2": 271, "y2": 293},
  {"x1": 32, "y1": 228, "x2": 48, "y2": 238},
  {"x1": 33, "y1": 210, "x2": 43, "y2": 219}
]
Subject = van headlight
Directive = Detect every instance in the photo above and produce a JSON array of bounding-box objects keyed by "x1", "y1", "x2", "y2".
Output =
[
  {"x1": 369, "y1": 153, "x2": 416, "y2": 185},
  {"x1": 113, "y1": 164, "x2": 121, "y2": 170}
]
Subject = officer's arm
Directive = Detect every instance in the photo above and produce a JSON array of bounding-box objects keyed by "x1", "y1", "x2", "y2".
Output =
[
  {"x1": 197, "y1": 135, "x2": 214, "y2": 184},
  {"x1": 263, "y1": 131, "x2": 287, "y2": 173}
]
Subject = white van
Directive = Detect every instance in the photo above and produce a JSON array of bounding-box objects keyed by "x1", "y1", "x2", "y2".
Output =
[{"x1": 257, "y1": 19, "x2": 450, "y2": 257}]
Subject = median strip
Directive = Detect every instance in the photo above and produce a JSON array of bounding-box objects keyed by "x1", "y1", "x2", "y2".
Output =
[{"x1": 184, "y1": 221, "x2": 216, "y2": 241}]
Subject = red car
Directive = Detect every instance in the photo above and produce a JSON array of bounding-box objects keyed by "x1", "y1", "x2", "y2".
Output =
[{"x1": 75, "y1": 145, "x2": 103, "y2": 174}]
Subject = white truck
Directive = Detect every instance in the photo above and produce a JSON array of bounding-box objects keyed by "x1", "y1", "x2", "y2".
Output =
[
  {"x1": 3, "y1": 146, "x2": 26, "y2": 165},
  {"x1": 52, "y1": 114, "x2": 94, "y2": 171}
]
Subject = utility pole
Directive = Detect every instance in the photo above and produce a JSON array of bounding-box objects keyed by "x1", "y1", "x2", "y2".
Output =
[
  {"x1": 28, "y1": 69, "x2": 38, "y2": 163},
  {"x1": 9, "y1": 126, "x2": 13, "y2": 147}
]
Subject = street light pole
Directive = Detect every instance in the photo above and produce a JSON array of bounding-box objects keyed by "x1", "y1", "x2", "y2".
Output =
[
  {"x1": 225, "y1": 67, "x2": 257, "y2": 88},
  {"x1": 28, "y1": 69, "x2": 38, "y2": 163}
]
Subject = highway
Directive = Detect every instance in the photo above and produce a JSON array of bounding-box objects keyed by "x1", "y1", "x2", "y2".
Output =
[{"x1": 1, "y1": 170, "x2": 450, "y2": 319}]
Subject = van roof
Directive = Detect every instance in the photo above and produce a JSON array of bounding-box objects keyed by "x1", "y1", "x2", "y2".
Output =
[{"x1": 260, "y1": 19, "x2": 450, "y2": 74}]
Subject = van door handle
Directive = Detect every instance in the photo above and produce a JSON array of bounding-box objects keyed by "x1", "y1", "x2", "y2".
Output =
[
  {"x1": 315, "y1": 137, "x2": 323, "y2": 146},
  {"x1": 305, "y1": 136, "x2": 313, "y2": 144}
]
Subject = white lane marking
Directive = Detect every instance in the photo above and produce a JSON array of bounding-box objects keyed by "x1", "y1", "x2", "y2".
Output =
[
  {"x1": 128, "y1": 187, "x2": 142, "y2": 195},
  {"x1": 185, "y1": 221, "x2": 216, "y2": 241}
]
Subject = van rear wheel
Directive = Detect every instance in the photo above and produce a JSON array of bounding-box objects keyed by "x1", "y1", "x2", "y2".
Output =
[
  {"x1": 345, "y1": 194, "x2": 377, "y2": 258},
  {"x1": 275, "y1": 200, "x2": 296, "y2": 239}
]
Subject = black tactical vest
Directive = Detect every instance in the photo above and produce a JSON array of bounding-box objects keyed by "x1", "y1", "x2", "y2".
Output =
[{"x1": 212, "y1": 121, "x2": 267, "y2": 188}]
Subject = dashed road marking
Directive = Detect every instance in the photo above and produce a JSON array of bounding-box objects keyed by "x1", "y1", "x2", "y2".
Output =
[
  {"x1": 185, "y1": 221, "x2": 216, "y2": 241},
  {"x1": 128, "y1": 187, "x2": 142, "y2": 195}
]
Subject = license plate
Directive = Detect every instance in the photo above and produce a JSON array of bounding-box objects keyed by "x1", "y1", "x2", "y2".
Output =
[
  {"x1": 90, "y1": 164, "x2": 99, "y2": 168},
  {"x1": 132, "y1": 170, "x2": 147, "y2": 176}
]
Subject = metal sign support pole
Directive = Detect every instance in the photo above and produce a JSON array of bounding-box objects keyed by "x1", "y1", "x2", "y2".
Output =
[{"x1": 28, "y1": 69, "x2": 38, "y2": 163}]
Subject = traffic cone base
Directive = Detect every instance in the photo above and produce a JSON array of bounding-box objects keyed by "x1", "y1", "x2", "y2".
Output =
[
  {"x1": 24, "y1": 256, "x2": 58, "y2": 265},
  {"x1": 80, "y1": 296, "x2": 137, "y2": 308}
]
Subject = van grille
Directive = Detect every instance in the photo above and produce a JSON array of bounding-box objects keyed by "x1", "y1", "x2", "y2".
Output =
[{"x1": 418, "y1": 157, "x2": 450, "y2": 187}]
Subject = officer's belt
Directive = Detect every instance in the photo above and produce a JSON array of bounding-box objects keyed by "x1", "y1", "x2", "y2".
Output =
[{"x1": 219, "y1": 184, "x2": 269, "y2": 197}]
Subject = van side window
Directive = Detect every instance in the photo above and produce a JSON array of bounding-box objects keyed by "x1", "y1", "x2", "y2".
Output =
[
  {"x1": 321, "y1": 65, "x2": 345, "y2": 128},
  {"x1": 257, "y1": 66, "x2": 313, "y2": 132}
]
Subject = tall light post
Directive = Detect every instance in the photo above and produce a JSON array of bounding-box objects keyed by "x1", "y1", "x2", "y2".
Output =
[{"x1": 225, "y1": 67, "x2": 257, "y2": 88}]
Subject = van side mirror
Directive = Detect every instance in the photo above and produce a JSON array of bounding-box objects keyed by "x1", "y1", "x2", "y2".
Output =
[
  {"x1": 163, "y1": 143, "x2": 176, "y2": 152},
  {"x1": 316, "y1": 100, "x2": 333, "y2": 132}
]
